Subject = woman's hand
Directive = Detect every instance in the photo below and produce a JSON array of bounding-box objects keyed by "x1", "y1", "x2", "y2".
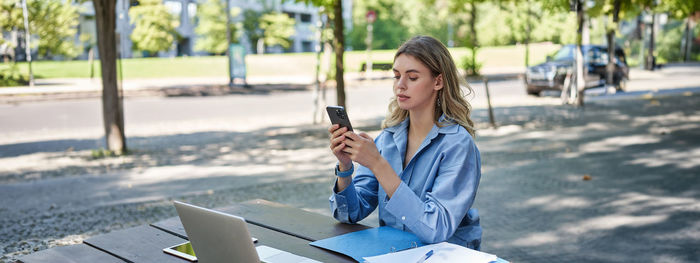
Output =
[
  {"x1": 341, "y1": 132, "x2": 383, "y2": 170},
  {"x1": 328, "y1": 124, "x2": 352, "y2": 171}
]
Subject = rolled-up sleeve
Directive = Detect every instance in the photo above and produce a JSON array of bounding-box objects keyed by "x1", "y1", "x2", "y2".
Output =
[
  {"x1": 384, "y1": 138, "x2": 481, "y2": 244},
  {"x1": 329, "y1": 163, "x2": 380, "y2": 224}
]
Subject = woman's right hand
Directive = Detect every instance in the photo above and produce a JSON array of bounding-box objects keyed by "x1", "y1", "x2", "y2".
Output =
[{"x1": 328, "y1": 124, "x2": 353, "y2": 171}]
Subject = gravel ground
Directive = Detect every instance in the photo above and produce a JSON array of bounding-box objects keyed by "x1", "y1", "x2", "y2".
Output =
[{"x1": 2, "y1": 91, "x2": 700, "y2": 263}]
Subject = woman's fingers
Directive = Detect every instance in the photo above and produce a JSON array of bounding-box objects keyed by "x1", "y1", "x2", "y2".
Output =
[
  {"x1": 332, "y1": 142, "x2": 346, "y2": 154},
  {"x1": 331, "y1": 126, "x2": 348, "y2": 139},
  {"x1": 327, "y1": 124, "x2": 338, "y2": 133}
]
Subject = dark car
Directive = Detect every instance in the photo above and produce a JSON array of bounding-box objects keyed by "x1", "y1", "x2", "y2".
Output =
[{"x1": 525, "y1": 44, "x2": 629, "y2": 96}]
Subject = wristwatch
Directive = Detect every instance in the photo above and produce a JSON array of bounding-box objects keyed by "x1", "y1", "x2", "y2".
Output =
[{"x1": 335, "y1": 163, "x2": 354, "y2": 178}]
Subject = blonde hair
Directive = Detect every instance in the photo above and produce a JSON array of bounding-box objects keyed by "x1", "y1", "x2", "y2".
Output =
[{"x1": 381, "y1": 35, "x2": 476, "y2": 136}]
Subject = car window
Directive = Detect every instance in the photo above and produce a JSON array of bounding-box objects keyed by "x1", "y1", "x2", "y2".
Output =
[{"x1": 552, "y1": 45, "x2": 574, "y2": 61}]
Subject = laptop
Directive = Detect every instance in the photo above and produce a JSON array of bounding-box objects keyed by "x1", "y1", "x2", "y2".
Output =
[{"x1": 173, "y1": 201, "x2": 320, "y2": 263}]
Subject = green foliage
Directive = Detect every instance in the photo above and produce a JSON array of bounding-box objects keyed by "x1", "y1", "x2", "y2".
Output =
[
  {"x1": 129, "y1": 0, "x2": 180, "y2": 55},
  {"x1": 0, "y1": 63, "x2": 28, "y2": 86},
  {"x1": 0, "y1": 0, "x2": 80, "y2": 59},
  {"x1": 460, "y1": 52, "x2": 482, "y2": 76},
  {"x1": 259, "y1": 12, "x2": 296, "y2": 49},
  {"x1": 194, "y1": 0, "x2": 241, "y2": 55},
  {"x1": 347, "y1": 0, "x2": 412, "y2": 50},
  {"x1": 658, "y1": 0, "x2": 700, "y2": 20},
  {"x1": 242, "y1": 9, "x2": 263, "y2": 53},
  {"x1": 655, "y1": 20, "x2": 690, "y2": 64}
]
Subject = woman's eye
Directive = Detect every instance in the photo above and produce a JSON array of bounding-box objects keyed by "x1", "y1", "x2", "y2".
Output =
[
  {"x1": 409, "y1": 77, "x2": 418, "y2": 81},
  {"x1": 393, "y1": 75, "x2": 400, "y2": 80}
]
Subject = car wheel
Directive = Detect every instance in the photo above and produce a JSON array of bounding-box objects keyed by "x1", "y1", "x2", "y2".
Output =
[
  {"x1": 527, "y1": 90, "x2": 541, "y2": 97},
  {"x1": 526, "y1": 84, "x2": 541, "y2": 97},
  {"x1": 616, "y1": 77, "x2": 627, "y2": 92}
]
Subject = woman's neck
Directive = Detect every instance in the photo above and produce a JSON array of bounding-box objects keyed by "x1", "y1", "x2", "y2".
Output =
[{"x1": 408, "y1": 106, "x2": 435, "y2": 138}]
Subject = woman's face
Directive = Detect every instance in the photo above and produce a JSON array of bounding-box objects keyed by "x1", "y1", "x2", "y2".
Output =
[{"x1": 392, "y1": 54, "x2": 443, "y2": 112}]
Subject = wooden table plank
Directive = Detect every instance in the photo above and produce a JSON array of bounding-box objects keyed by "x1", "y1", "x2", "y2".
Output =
[
  {"x1": 221, "y1": 199, "x2": 371, "y2": 241},
  {"x1": 18, "y1": 243, "x2": 125, "y2": 263},
  {"x1": 84, "y1": 225, "x2": 188, "y2": 263},
  {"x1": 153, "y1": 199, "x2": 371, "y2": 242}
]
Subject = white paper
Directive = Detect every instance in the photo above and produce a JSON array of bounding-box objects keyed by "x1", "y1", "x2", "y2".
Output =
[{"x1": 362, "y1": 242, "x2": 497, "y2": 263}]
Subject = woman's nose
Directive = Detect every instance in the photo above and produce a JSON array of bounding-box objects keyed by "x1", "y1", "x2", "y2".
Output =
[{"x1": 396, "y1": 77, "x2": 407, "y2": 90}]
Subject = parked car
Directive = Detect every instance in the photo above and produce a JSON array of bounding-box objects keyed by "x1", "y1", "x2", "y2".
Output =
[{"x1": 525, "y1": 44, "x2": 629, "y2": 96}]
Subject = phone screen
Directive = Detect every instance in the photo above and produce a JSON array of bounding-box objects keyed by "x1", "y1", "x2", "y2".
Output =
[
  {"x1": 170, "y1": 242, "x2": 196, "y2": 256},
  {"x1": 163, "y1": 242, "x2": 197, "y2": 261}
]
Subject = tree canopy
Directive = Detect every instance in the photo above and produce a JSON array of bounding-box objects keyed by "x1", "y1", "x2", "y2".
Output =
[
  {"x1": 129, "y1": 0, "x2": 180, "y2": 55},
  {"x1": 0, "y1": 0, "x2": 80, "y2": 59},
  {"x1": 259, "y1": 12, "x2": 296, "y2": 49},
  {"x1": 194, "y1": 0, "x2": 241, "y2": 55}
]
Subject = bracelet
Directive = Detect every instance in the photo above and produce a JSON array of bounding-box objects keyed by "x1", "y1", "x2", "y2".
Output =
[{"x1": 335, "y1": 163, "x2": 354, "y2": 178}]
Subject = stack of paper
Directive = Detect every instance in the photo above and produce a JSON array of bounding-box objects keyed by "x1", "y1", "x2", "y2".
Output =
[
  {"x1": 362, "y1": 242, "x2": 499, "y2": 263},
  {"x1": 308, "y1": 226, "x2": 424, "y2": 262}
]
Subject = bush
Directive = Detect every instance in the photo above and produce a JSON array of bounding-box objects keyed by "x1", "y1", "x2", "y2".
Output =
[
  {"x1": 461, "y1": 54, "x2": 482, "y2": 76},
  {"x1": 0, "y1": 64, "x2": 28, "y2": 87}
]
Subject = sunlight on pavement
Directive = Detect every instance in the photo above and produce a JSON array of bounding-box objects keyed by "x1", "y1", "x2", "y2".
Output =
[{"x1": 626, "y1": 148, "x2": 700, "y2": 169}]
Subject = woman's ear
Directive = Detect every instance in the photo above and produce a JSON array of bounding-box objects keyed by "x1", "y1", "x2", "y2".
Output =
[{"x1": 434, "y1": 74, "x2": 444, "y2": 91}]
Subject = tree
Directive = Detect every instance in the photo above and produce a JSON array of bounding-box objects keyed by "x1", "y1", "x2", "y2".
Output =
[
  {"x1": 0, "y1": 0, "x2": 80, "y2": 59},
  {"x1": 431, "y1": 0, "x2": 486, "y2": 76},
  {"x1": 194, "y1": 0, "x2": 241, "y2": 55},
  {"x1": 259, "y1": 12, "x2": 296, "y2": 50},
  {"x1": 347, "y1": 0, "x2": 411, "y2": 50},
  {"x1": 93, "y1": 0, "x2": 126, "y2": 155},
  {"x1": 242, "y1": 9, "x2": 263, "y2": 53},
  {"x1": 129, "y1": 0, "x2": 180, "y2": 56},
  {"x1": 298, "y1": 0, "x2": 347, "y2": 108},
  {"x1": 659, "y1": 0, "x2": 700, "y2": 62}
]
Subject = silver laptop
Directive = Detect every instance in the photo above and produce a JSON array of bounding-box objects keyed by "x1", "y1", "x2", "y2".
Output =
[{"x1": 173, "y1": 201, "x2": 320, "y2": 263}]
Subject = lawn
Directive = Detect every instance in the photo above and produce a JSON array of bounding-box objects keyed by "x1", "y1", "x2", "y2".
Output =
[{"x1": 10, "y1": 43, "x2": 560, "y2": 79}]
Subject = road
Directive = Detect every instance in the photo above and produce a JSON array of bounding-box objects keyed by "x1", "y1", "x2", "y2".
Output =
[{"x1": 0, "y1": 79, "x2": 556, "y2": 147}]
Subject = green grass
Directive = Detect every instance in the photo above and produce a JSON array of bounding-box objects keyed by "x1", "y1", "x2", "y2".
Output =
[{"x1": 9, "y1": 43, "x2": 560, "y2": 80}]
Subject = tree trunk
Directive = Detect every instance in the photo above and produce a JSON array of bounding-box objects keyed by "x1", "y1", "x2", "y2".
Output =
[
  {"x1": 94, "y1": 0, "x2": 126, "y2": 155},
  {"x1": 683, "y1": 18, "x2": 691, "y2": 62},
  {"x1": 606, "y1": 0, "x2": 621, "y2": 87},
  {"x1": 470, "y1": 1, "x2": 477, "y2": 75},
  {"x1": 575, "y1": 0, "x2": 585, "y2": 106},
  {"x1": 525, "y1": 0, "x2": 531, "y2": 67},
  {"x1": 646, "y1": 12, "x2": 655, "y2": 70},
  {"x1": 333, "y1": 0, "x2": 346, "y2": 108}
]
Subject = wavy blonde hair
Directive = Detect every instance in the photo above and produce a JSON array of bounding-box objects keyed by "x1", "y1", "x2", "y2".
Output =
[{"x1": 381, "y1": 35, "x2": 476, "y2": 136}]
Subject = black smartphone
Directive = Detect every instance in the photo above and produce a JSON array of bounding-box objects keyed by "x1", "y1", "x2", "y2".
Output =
[{"x1": 326, "y1": 106, "x2": 353, "y2": 131}]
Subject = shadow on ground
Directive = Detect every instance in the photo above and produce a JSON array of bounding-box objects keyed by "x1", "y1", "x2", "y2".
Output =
[{"x1": 473, "y1": 93, "x2": 700, "y2": 262}]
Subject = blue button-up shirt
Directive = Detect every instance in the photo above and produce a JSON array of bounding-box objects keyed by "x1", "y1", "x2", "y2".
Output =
[{"x1": 329, "y1": 116, "x2": 483, "y2": 250}]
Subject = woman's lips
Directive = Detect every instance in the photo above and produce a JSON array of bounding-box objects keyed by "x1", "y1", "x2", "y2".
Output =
[{"x1": 397, "y1": 94, "x2": 409, "y2": 102}]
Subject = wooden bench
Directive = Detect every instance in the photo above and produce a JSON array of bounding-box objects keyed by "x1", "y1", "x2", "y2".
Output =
[{"x1": 360, "y1": 62, "x2": 393, "y2": 72}]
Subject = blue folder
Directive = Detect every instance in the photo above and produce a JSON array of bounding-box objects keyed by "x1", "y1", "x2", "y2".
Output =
[{"x1": 309, "y1": 226, "x2": 425, "y2": 262}]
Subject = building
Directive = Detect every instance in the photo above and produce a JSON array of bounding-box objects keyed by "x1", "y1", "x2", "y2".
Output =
[{"x1": 76, "y1": 0, "x2": 352, "y2": 59}]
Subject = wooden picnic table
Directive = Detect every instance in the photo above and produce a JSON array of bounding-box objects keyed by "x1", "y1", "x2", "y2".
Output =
[{"x1": 18, "y1": 199, "x2": 369, "y2": 263}]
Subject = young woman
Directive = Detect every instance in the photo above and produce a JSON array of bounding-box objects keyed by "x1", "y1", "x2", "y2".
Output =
[{"x1": 327, "y1": 35, "x2": 482, "y2": 250}]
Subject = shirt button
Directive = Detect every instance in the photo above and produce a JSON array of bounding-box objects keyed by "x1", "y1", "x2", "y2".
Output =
[{"x1": 401, "y1": 216, "x2": 406, "y2": 221}]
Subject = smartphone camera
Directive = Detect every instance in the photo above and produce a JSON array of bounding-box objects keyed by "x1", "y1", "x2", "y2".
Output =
[{"x1": 335, "y1": 109, "x2": 346, "y2": 119}]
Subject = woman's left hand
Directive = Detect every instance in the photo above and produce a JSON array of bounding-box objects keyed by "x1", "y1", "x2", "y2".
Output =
[{"x1": 342, "y1": 132, "x2": 382, "y2": 170}]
